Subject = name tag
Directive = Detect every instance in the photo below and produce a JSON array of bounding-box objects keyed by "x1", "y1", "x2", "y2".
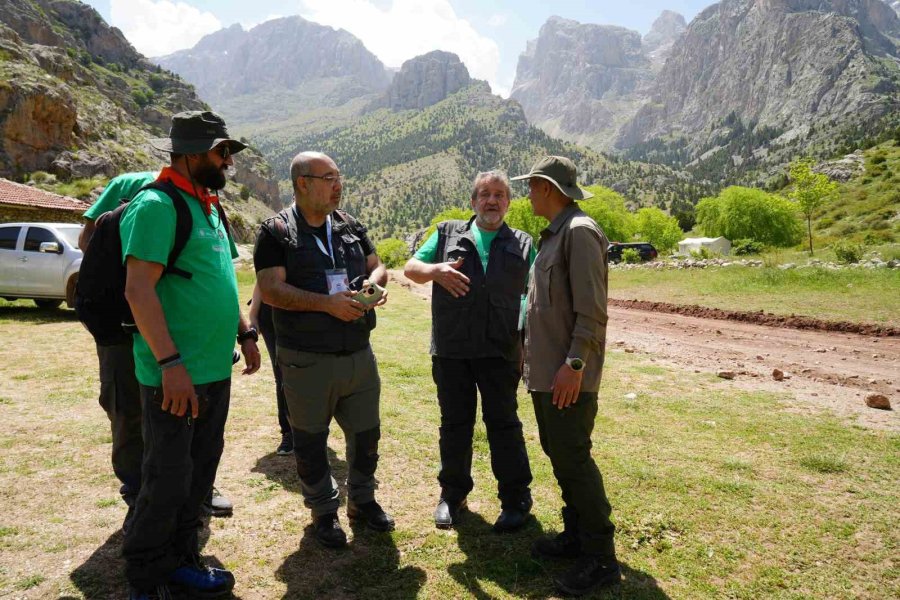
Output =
[{"x1": 325, "y1": 268, "x2": 350, "y2": 295}]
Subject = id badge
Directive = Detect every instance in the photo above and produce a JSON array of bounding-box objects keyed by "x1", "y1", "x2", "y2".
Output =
[{"x1": 325, "y1": 268, "x2": 350, "y2": 295}]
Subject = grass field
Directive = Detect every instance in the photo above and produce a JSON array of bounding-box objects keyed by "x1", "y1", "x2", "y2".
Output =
[
  {"x1": 0, "y1": 274, "x2": 897, "y2": 599},
  {"x1": 610, "y1": 264, "x2": 900, "y2": 326}
]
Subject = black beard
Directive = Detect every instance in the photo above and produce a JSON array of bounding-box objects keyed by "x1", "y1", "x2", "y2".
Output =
[{"x1": 193, "y1": 162, "x2": 227, "y2": 191}]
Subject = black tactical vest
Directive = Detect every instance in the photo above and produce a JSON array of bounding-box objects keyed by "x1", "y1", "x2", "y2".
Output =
[
  {"x1": 430, "y1": 218, "x2": 531, "y2": 361},
  {"x1": 263, "y1": 207, "x2": 375, "y2": 354}
]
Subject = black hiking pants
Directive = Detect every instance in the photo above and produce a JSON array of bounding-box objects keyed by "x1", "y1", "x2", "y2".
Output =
[{"x1": 123, "y1": 379, "x2": 230, "y2": 589}]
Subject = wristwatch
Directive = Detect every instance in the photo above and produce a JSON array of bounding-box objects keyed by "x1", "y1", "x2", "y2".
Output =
[
  {"x1": 565, "y1": 356, "x2": 585, "y2": 371},
  {"x1": 237, "y1": 327, "x2": 259, "y2": 344}
]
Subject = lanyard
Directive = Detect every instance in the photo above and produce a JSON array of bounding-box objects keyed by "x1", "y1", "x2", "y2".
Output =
[{"x1": 294, "y1": 207, "x2": 335, "y2": 268}]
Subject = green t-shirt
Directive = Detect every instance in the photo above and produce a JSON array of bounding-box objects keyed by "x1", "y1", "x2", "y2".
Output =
[
  {"x1": 120, "y1": 188, "x2": 239, "y2": 387},
  {"x1": 83, "y1": 172, "x2": 157, "y2": 220},
  {"x1": 414, "y1": 222, "x2": 537, "y2": 270}
]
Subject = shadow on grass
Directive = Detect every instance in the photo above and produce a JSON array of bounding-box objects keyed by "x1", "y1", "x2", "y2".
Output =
[
  {"x1": 65, "y1": 516, "x2": 223, "y2": 599},
  {"x1": 0, "y1": 304, "x2": 78, "y2": 324},
  {"x1": 276, "y1": 521, "x2": 425, "y2": 600},
  {"x1": 252, "y1": 446, "x2": 349, "y2": 498},
  {"x1": 449, "y1": 511, "x2": 671, "y2": 599}
]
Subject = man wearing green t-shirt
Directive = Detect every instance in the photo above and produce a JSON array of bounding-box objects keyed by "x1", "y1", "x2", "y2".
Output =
[
  {"x1": 80, "y1": 171, "x2": 234, "y2": 532},
  {"x1": 119, "y1": 111, "x2": 260, "y2": 600},
  {"x1": 404, "y1": 170, "x2": 536, "y2": 532}
]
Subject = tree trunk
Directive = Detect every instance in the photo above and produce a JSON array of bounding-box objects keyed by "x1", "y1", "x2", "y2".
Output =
[{"x1": 807, "y1": 216, "x2": 813, "y2": 255}]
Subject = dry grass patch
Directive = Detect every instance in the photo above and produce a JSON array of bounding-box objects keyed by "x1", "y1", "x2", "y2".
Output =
[{"x1": 0, "y1": 281, "x2": 897, "y2": 599}]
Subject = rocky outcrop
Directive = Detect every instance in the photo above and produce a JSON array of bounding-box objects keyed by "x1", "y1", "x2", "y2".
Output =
[
  {"x1": 510, "y1": 16, "x2": 654, "y2": 150},
  {"x1": 643, "y1": 10, "x2": 687, "y2": 66},
  {"x1": 156, "y1": 16, "x2": 391, "y2": 104},
  {"x1": 618, "y1": 0, "x2": 900, "y2": 162},
  {"x1": 0, "y1": 0, "x2": 279, "y2": 221},
  {"x1": 382, "y1": 51, "x2": 472, "y2": 111}
]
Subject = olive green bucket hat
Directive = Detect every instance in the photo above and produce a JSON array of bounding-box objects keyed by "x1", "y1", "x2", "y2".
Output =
[
  {"x1": 511, "y1": 155, "x2": 594, "y2": 200},
  {"x1": 150, "y1": 110, "x2": 247, "y2": 155}
]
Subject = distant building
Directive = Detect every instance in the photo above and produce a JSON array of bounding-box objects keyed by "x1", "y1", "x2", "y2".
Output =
[
  {"x1": 0, "y1": 178, "x2": 90, "y2": 224},
  {"x1": 677, "y1": 237, "x2": 731, "y2": 256}
]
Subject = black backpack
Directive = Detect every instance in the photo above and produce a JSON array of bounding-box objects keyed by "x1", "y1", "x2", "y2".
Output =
[{"x1": 75, "y1": 180, "x2": 229, "y2": 346}]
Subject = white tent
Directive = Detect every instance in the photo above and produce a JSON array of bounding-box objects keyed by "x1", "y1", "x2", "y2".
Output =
[{"x1": 677, "y1": 237, "x2": 732, "y2": 256}]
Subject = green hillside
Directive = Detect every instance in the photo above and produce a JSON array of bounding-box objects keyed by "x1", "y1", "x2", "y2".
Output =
[
  {"x1": 247, "y1": 82, "x2": 713, "y2": 240},
  {"x1": 812, "y1": 139, "x2": 900, "y2": 245}
]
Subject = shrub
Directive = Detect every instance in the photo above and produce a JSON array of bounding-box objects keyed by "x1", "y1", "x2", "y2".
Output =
[
  {"x1": 695, "y1": 186, "x2": 802, "y2": 247},
  {"x1": 376, "y1": 238, "x2": 410, "y2": 268},
  {"x1": 239, "y1": 185, "x2": 250, "y2": 201},
  {"x1": 832, "y1": 241, "x2": 865, "y2": 264},
  {"x1": 690, "y1": 247, "x2": 712, "y2": 260},
  {"x1": 621, "y1": 248, "x2": 642, "y2": 264},
  {"x1": 732, "y1": 239, "x2": 765, "y2": 255}
]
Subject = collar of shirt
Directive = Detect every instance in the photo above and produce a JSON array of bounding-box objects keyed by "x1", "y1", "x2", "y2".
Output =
[
  {"x1": 156, "y1": 166, "x2": 215, "y2": 215},
  {"x1": 539, "y1": 202, "x2": 580, "y2": 247}
]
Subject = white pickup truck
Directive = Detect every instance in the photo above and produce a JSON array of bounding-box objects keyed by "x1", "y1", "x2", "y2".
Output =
[{"x1": 0, "y1": 222, "x2": 83, "y2": 309}]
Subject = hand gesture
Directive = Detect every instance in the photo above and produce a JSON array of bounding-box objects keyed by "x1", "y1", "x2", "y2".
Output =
[{"x1": 432, "y1": 258, "x2": 470, "y2": 298}]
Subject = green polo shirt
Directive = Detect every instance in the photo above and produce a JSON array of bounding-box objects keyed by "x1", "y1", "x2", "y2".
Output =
[
  {"x1": 415, "y1": 222, "x2": 536, "y2": 270},
  {"x1": 119, "y1": 188, "x2": 239, "y2": 387},
  {"x1": 83, "y1": 172, "x2": 157, "y2": 220}
]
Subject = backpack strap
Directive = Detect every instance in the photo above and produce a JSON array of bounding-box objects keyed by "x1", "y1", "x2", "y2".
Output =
[{"x1": 137, "y1": 180, "x2": 194, "y2": 280}]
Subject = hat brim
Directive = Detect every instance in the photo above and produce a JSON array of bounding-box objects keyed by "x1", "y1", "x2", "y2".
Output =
[
  {"x1": 510, "y1": 173, "x2": 593, "y2": 200},
  {"x1": 150, "y1": 137, "x2": 248, "y2": 155}
]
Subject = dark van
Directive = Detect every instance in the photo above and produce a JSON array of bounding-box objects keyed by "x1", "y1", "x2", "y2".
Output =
[{"x1": 607, "y1": 242, "x2": 658, "y2": 264}]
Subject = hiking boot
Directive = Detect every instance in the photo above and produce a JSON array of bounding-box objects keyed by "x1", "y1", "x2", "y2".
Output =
[
  {"x1": 276, "y1": 432, "x2": 293, "y2": 456},
  {"x1": 493, "y1": 496, "x2": 533, "y2": 533},
  {"x1": 128, "y1": 585, "x2": 172, "y2": 600},
  {"x1": 314, "y1": 513, "x2": 347, "y2": 548},
  {"x1": 202, "y1": 487, "x2": 233, "y2": 518},
  {"x1": 553, "y1": 556, "x2": 621, "y2": 596},
  {"x1": 348, "y1": 499, "x2": 395, "y2": 532},
  {"x1": 531, "y1": 507, "x2": 581, "y2": 559},
  {"x1": 169, "y1": 558, "x2": 235, "y2": 598},
  {"x1": 434, "y1": 497, "x2": 467, "y2": 529}
]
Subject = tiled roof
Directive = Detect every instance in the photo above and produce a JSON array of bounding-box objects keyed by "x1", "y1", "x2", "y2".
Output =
[{"x1": 0, "y1": 178, "x2": 91, "y2": 213}]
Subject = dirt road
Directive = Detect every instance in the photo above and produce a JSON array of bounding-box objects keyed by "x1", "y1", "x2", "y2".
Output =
[{"x1": 390, "y1": 270, "x2": 898, "y2": 431}]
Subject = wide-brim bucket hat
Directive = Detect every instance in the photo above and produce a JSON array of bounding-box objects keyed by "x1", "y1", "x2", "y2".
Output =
[
  {"x1": 150, "y1": 110, "x2": 247, "y2": 155},
  {"x1": 511, "y1": 155, "x2": 593, "y2": 200}
]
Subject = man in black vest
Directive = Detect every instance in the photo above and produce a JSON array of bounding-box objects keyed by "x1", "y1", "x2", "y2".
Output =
[
  {"x1": 254, "y1": 151, "x2": 392, "y2": 549},
  {"x1": 404, "y1": 170, "x2": 534, "y2": 532}
]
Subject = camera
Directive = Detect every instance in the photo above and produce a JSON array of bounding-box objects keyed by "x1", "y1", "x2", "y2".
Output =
[{"x1": 356, "y1": 280, "x2": 385, "y2": 306}]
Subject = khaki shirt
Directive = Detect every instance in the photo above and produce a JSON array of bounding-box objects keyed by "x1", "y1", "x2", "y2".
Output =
[{"x1": 524, "y1": 203, "x2": 609, "y2": 393}]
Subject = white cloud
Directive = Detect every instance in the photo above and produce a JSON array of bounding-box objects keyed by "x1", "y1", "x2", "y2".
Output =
[
  {"x1": 110, "y1": 0, "x2": 222, "y2": 58},
  {"x1": 299, "y1": 0, "x2": 504, "y2": 97},
  {"x1": 487, "y1": 13, "x2": 508, "y2": 27}
]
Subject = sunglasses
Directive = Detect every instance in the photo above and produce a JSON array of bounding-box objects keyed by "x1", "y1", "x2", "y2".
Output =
[{"x1": 215, "y1": 145, "x2": 231, "y2": 160}]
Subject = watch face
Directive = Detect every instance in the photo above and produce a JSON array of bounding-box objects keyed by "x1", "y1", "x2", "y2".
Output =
[{"x1": 568, "y1": 358, "x2": 584, "y2": 371}]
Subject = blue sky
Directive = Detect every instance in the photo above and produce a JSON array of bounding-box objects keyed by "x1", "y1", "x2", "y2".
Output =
[{"x1": 80, "y1": 0, "x2": 712, "y2": 96}]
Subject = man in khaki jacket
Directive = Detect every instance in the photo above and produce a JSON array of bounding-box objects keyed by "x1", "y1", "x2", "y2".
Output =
[{"x1": 511, "y1": 156, "x2": 619, "y2": 596}]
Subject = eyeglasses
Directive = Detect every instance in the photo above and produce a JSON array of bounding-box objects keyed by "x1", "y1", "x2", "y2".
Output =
[
  {"x1": 214, "y1": 145, "x2": 231, "y2": 160},
  {"x1": 303, "y1": 173, "x2": 343, "y2": 184}
]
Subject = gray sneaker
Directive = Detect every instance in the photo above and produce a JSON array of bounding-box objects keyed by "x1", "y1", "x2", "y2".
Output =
[{"x1": 202, "y1": 487, "x2": 233, "y2": 518}]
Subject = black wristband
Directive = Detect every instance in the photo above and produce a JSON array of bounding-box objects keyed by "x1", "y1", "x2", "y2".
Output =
[
  {"x1": 157, "y1": 353, "x2": 181, "y2": 366},
  {"x1": 237, "y1": 327, "x2": 259, "y2": 343}
]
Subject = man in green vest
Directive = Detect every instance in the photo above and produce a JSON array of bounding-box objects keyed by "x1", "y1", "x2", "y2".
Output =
[{"x1": 404, "y1": 170, "x2": 535, "y2": 532}]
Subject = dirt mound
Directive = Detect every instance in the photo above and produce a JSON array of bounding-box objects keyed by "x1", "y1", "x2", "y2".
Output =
[{"x1": 609, "y1": 299, "x2": 899, "y2": 337}]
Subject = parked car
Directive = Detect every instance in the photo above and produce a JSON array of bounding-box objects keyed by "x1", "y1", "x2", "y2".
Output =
[
  {"x1": 607, "y1": 242, "x2": 658, "y2": 264},
  {"x1": 0, "y1": 222, "x2": 83, "y2": 309}
]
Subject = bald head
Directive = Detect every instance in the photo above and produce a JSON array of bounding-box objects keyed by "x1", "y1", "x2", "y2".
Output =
[{"x1": 290, "y1": 151, "x2": 333, "y2": 192}]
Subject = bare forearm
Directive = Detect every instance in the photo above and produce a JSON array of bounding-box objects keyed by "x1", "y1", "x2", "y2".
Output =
[
  {"x1": 125, "y1": 283, "x2": 177, "y2": 360},
  {"x1": 369, "y1": 261, "x2": 388, "y2": 286},
  {"x1": 259, "y1": 273, "x2": 330, "y2": 312},
  {"x1": 404, "y1": 258, "x2": 436, "y2": 283}
]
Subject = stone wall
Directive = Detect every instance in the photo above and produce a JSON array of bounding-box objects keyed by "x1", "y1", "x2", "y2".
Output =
[{"x1": 0, "y1": 205, "x2": 84, "y2": 224}]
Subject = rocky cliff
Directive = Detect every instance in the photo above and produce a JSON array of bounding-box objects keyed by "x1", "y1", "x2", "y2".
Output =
[
  {"x1": 618, "y1": 0, "x2": 900, "y2": 180},
  {"x1": 509, "y1": 16, "x2": 657, "y2": 151},
  {"x1": 0, "y1": 0, "x2": 282, "y2": 233},
  {"x1": 157, "y1": 16, "x2": 390, "y2": 107},
  {"x1": 643, "y1": 10, "x2": 687, "y2": 67},
  {"x1": 380, "y1": 51, "x2": 472, "y2": 111}
]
